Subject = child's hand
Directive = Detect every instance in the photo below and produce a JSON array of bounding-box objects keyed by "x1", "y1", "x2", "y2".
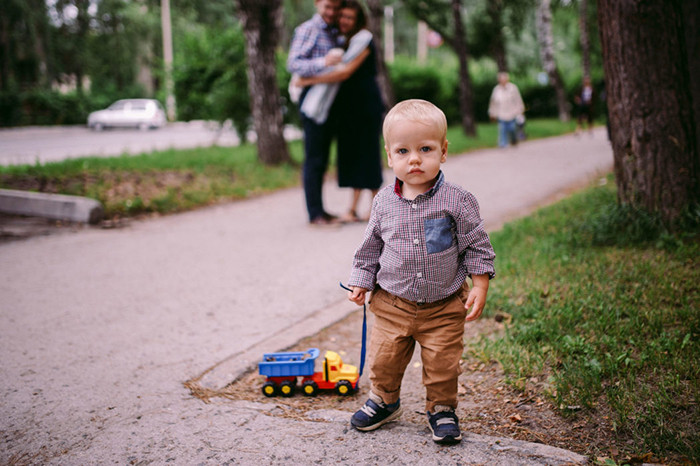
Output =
[
  {"x1": 348, "y1": 287, "x2": 368, "y2": 306},
  {"x1": 465, "y1": 274, "x2": 489, "y2": 322}
]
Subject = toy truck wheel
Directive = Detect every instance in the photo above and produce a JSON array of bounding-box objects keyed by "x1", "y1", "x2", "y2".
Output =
[
  {"x1": 302, "y1": 380, "x2": 318, "y2": 396},
  {"x1": 336, "y1": 380, "x2": 353, "y2": 396},
  {"x1": 280, "y1": 380, "x2": 295, "y2": 397},
  {"x1": 262, "y1": 381, "x2": 277, "y2": 397}
]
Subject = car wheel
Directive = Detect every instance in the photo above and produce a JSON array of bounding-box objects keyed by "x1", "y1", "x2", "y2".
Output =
[
  {"x1": 138, "y1": 122, "x2": 150, "y2": 131},
  {"x1": 92, "y1": 123, "x2": 104, "y2": 131}
]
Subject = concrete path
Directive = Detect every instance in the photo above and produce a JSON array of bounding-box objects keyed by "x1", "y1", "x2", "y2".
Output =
[{"x1": 1, "y1": 129, "x2": 611, "y2": 464}]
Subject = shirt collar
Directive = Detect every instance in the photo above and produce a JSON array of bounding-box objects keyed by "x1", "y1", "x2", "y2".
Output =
[
  {"x1": 393, "y1": 171, "x2": 445, "y2": 200},
  {"x1": 312, "y1": 13, "x2": 336, "y2": 32}
]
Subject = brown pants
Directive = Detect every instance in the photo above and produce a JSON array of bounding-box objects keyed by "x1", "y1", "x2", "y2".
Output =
[{"x1": 368, "y1": 284, "x2": 469, "y2": 413}]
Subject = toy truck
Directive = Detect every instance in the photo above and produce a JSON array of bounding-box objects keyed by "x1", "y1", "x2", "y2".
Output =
[{"x1": 258, "y1": 348, "x2": 359, "y2": 397}]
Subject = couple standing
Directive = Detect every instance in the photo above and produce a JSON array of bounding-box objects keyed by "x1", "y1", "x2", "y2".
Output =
[{"x1": 287, "y1": 0, "x2": 385, "y2": 226}]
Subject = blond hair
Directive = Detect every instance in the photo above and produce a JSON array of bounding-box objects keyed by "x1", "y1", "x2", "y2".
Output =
[{"x1": 382, "y1": 99, "x2": 447, "y2": 144}]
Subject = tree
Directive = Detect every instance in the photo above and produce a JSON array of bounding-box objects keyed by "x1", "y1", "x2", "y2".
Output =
[
  {"x1": 535, "y1": 0, "x2": 570, "y2": 121},
  {"x1": 365, "y1": 0, "x2": 394, "y2": 108},
  {"x1": 234, "y1": 0, "x2": 291, "y2": 165},
  {"x1": 598, "y1": 0, "x2": 699, "y2": 227},
  {"x1": 578, "y1": 0, "x2": 590, "y2": 80},
  {"x1": 403, "y1": 0, "x2": 476, "y2": 136},
  {"x1": 450, "y1": 0, "x2": 475, "y2": 135}
]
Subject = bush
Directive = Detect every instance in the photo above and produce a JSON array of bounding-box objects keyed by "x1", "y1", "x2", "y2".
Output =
[{"x1": 0, "y1": 89, "x2": 95, "y2": 127}]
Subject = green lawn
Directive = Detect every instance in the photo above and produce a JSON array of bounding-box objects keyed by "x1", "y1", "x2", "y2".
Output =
[
  {"x1": 474, "y1": 176, "x2": 699, "y2": 462},
  {"x1": 0, "y1": 118, "x2": 577, "y2": 218}
]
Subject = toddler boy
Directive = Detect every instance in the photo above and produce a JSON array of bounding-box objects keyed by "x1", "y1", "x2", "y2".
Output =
[{"x1": 346, "y1": 99, "x2": 496, "y2": 444}]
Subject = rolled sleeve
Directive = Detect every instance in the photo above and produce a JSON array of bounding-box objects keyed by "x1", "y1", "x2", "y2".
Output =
[
  {"x1": 455, "y1": 192, "x2": 496, "y2": 279},
  {"x1": 287, "y1": 18, "x2": 334, "y2": 77},
  {"x1": 348, "y1": 206, "x2": 383, "y2": 290}
]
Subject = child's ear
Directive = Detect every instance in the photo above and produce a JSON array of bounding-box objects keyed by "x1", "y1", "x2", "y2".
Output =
[
  {"x1": 385, "y1": 146, "x2": 394, "y2": 167},
  {"x1": 441, "y1": 139, "x2": 448, "y2": 162}
]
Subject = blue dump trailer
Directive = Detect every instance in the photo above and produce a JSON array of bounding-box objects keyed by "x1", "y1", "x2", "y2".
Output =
[{"x1": 258, "y1": 347, "x2": 359, "y2": 397}]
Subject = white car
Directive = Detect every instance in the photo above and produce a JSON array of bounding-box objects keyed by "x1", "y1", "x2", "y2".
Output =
[{"x1": 87, "y1": 99, "x2": 167, "y2": 131}]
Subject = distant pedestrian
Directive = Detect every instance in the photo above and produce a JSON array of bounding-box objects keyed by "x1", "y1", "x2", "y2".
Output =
[
  {"x1": 575, "y1": 76, "x2": 595, "y2": 135},
  {"x1": 488, "y1": 72, "x2": 525, "y2": 148},
  {"x1": 287, "y1": 0, "x2": 343, "y2": 226},
  {"x1": 345, "y1": 99, "x2": 496, "y2": 445}
]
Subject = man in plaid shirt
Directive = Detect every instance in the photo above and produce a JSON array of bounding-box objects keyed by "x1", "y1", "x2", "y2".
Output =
[
  {"x1": 287, "y1": 0, "x2": 343, "y2": 225},
  {"x1": 346, "y1": 100, "x2": 496, "y2": 445}
]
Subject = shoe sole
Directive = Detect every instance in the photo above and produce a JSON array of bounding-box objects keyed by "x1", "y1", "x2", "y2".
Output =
[
  {"x1": 428, "y1": 425, "x2": 462, "y2": 445},
  {"x1": 351, "y1": 406, "x2": 403, "y2": 432}
]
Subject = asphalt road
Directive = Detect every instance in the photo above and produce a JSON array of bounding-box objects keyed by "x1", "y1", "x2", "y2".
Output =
[
  {"x1": 0, "y1": 122, "x2": 302, "y2": 166},
  {"x1": 0, "y1": 129, "x2": 611, "y2": 464}
]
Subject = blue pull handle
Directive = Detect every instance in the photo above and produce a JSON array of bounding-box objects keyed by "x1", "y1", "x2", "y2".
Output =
[{"x1": 339, "y1": 282, "x2": 367, "y2": 376}]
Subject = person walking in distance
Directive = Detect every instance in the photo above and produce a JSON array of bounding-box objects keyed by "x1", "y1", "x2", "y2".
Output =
[{"x1": 488, "y1": 72, "x2": 525, "y2": 148}]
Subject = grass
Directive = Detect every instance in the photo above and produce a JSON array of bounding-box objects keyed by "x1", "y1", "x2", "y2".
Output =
[
  {"x1": 0, "y1": 118, "x2": 577, "y2": 218},
  {"x1": 472, "y1": 175, "x2": 699, "y2": 462}
]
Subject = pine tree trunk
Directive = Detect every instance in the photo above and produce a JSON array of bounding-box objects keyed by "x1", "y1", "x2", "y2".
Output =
[
  {"x1": 682, "y1": 1, "x2": 700, "y2": 158},
  {"x1": 535, "y1": 0, "x2": 570, "y2": 121},
  {"x1": 236, "y1": 0, "x2": 291, "y2": 165},
  {"x1": 0, "y1": 13, "x2": 9, "y2": 90},
  {"x1": 365, "y1": 0, "x2": 395, "y2": 109},
  {"x1": 451, "y1": 0, "x2": 476, "y2": 136},
  {"x1": 598, "y1": 0, "x2": 700, "y2": 226},
  {"x1": 578, "y1": 0, "x2": 590, "y2": 80},
  {"x1": 486, "y1": 0, "x2": 507, "y2": 72}
]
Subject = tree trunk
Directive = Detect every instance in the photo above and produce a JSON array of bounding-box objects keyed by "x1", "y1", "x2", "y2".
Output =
[
  {"x1": 451, "y1": 0, "x2": 476, "y2": 136},
  {"x1": 402, "y1": 0, "x2": 478, "y2": 134},
  {"x1": 365, "y1": 0, "x2": 395, "y2": 109},
  {"x1": 535, "y1": 0, "x2": 570, "y2": 121},
  {"x1": 578, "y1": 0, "x2": 590, "y2": 80},
  {"x1": 486, "y1": 0, "x2": 507, "y2": 72},
  {"x1": 598, "y1": 0, "x2": 699, "y2": 227},
  {"x1": 0, "y1": 13, "x2": 11, "y2": 91},
  {"x1": 235, "y1": 0, "x2": 291, "y2": 165},
  {"x1": 682, "y1": 1, "x2": 700, "y2": 159}
]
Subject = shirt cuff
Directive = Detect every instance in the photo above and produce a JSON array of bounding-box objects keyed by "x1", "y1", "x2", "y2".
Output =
[{"x1": 348, "y1": 268, "x2": 376, "y2": 291}]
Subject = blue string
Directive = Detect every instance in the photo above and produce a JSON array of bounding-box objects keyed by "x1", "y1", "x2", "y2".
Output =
[{"x1": 339, "y1": 282, "x2": 367, "y2": 376}]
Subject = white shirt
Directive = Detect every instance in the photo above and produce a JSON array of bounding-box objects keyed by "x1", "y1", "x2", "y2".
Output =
[{"x1": 488, "y1": 82, "x2": 525, "y2": 121}]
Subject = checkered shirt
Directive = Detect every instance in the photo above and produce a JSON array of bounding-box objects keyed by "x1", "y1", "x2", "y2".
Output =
[
  {"x1": 348, "y1": 171, "x2": 496, "y2": 304},
  {"x1": 287, "y1": 14, "x2": 339, "y2": 77}
]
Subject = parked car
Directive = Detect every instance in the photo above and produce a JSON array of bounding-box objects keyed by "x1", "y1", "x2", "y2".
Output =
[{"x1": 87, "y1": 99, "x2": 167, "y2": 131}]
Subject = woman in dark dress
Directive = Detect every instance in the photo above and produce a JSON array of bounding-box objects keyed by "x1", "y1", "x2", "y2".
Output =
[{"x1": 294, "y1": 0, "x2": 384, "y2": 222}]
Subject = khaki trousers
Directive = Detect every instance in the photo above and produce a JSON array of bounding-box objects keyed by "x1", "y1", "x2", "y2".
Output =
[{"x1": 368, "y1": 284, "x2": 469, "y2": 413}]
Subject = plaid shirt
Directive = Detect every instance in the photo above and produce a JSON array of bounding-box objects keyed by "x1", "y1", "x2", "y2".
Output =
[
  {"x1": 349, "y1": 172, "x2": 496, "y2": 304},
  {"x1": 287, "y1": 14, "x2": 339, "y2": 78}
]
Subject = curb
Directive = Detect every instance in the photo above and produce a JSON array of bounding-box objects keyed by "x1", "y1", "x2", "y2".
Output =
[{"x1": 0, "y1": 189, "x2": 103, "y2": 224}]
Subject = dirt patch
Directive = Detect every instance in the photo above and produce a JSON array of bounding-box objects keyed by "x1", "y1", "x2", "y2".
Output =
[{"x1": 186, "y1": 309, "x2": 667, "y2": 464}]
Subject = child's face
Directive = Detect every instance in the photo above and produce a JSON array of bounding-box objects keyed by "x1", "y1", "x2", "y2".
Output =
[{"x1": 385, "y1": 119, "x2": 447, "y2": 196}]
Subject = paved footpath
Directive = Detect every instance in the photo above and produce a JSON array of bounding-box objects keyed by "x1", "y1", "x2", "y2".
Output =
[{"x1": 1, "y1": 130, "x2": 611, "y2": 464}]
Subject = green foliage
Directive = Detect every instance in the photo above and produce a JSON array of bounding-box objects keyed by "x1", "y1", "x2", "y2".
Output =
[
  {"x1": 474, "y1": 178, "x2": 700, "y2": 460},
  {"x1": 0, "y1": 89, "x2": 94, "y2": 126},
  {"x1": 173, "y1": 24, "x2": 250, "y2": 136},
  {"x1": 387, "y1": 56, "x2": 580, "y2": 124}
]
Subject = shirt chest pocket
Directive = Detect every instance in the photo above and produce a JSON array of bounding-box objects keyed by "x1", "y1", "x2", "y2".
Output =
[{"x1": 424, "y1": 217, "x2": 455, "y2": 254}]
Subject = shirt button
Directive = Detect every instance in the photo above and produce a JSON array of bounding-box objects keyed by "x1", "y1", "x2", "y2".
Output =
[
  {"x1": 417, "y1": 272, "x2": 423, "y2": 278},
  {"x1": 413, "y1": 238, "x2": 419, "y2": 245},
  {"x1": 411, "y1": 204, "x2": 417, "y2": 209}
]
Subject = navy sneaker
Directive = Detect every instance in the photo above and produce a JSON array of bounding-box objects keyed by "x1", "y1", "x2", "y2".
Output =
[
  {"x1": 351, "y1": 396, "x2": 402, "y2": 431},
  {"x1": 427, "y1": 407, "x2": 462, "y2": 445}
]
